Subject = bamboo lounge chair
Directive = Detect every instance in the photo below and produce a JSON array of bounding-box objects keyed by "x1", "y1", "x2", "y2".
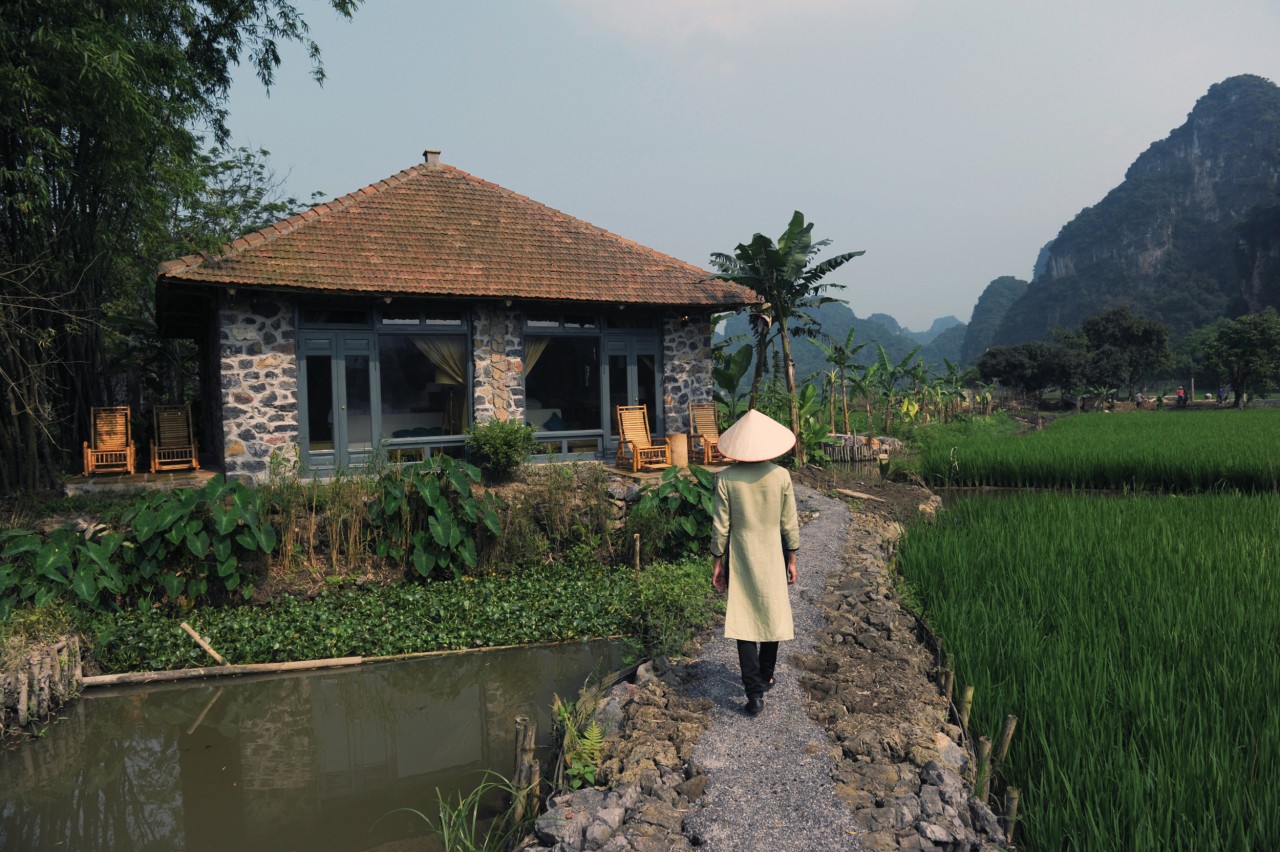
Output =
[
  {"x1": 82, "y1": 406, "x2": 136, "y2": 476},
  {"x1": 689, "y1": 402, "x2": 726, "y2": 464},
  {"x1": 615, "y1": 404, "x2": 671, "y2": 473},
  {"x1": 151, "y1": 404, "x2": 200, "y2": 473}
]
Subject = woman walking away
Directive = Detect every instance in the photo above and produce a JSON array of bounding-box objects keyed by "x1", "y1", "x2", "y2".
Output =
[{"x1": 709, "y1": 410, "x2": 801, "y2": 717}]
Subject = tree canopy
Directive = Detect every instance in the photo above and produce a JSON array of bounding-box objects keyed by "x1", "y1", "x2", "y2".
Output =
[
  {"x1": 1203, "y1": 309, "x2": 1280, "y2": 406},
  {"x1": 0, "y1": 0, "x2": 359, "y2": 492},
  {"x1": 1072, "y1": 306, "x2": 1172, "y2": 397},
  {"x1": 978, "y1": 307, "x2": 1172, "y2": 403}
]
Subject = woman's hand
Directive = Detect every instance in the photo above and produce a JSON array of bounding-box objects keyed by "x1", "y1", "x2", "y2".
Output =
[
  {"x1": 786, "y1": 551, "x2": 798, "y2": 585},
  {"x1": 712, "y1": 556, "x2": 727, "y2": 592}
]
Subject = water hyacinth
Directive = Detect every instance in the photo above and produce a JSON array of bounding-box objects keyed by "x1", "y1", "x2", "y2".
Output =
[
  {"x1": 917, "y1": 410, "x2": 1280, "y2": 492},
  {"x1": 898, "y1": 492, "x2": 1280, "y2": 850}
]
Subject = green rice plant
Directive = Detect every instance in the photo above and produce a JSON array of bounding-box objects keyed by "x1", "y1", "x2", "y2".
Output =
[
  {"x1": 897, "y1": 492, "x2": 1280, "y2": 850},
  {"x1": 916, "y1": 409, "x2": 1280, "y2": 492}
]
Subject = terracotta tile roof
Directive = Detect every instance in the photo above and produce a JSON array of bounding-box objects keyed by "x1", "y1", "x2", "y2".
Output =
[{"x1": 157, "y1": 159, "x2": 755, "y2": 309}]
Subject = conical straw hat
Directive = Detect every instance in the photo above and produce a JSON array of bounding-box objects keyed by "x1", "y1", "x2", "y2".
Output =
[{"x1": 717, "y1": 409, "x2": 796, "y2": 462}]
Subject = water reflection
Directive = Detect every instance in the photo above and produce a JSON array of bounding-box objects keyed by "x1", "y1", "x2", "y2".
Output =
[{"x1": 0, "y1": 642, "x2": 619, "y2": 851}]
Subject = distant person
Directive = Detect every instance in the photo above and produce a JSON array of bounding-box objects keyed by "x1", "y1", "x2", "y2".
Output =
[
  {"x1": 1217, "y1": 386, "x2": 1227, "y2": 405},
  {"x1": 710, "y1": 410, "x2": 800, "y2": 718},
  {"x1": 1176, "y1": 385, "x2": 1187, "y2": 408},
  {"x1": 1134, "y1": 392, "x2": 1145, "y2": 409}
]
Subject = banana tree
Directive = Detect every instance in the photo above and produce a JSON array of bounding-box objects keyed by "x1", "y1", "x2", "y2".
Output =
[
  {"x1": 712, "y1": 343, "x2": 753, "y2": 422},
  {"x1": 870, "y1": 343, "x2": 922, "y2": 434},
  {"x1": 813, "y1": 327, "x2": 869, "y2": 435},
  {"x1": 822, "y1": 368, "x2": 840, "y2": 433},
  {"x1": 712, "y1": 212, "x2": 864, "y2": 464}
]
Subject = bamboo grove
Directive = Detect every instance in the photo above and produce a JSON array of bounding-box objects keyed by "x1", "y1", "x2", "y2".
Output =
[{"x1": 0, "y1": 0, "x2": 360, "y2": 494}]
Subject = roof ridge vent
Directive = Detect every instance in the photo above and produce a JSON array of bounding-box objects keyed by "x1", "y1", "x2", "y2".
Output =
[{"x1": 423, "y1": 149, "x2": 441, "y2": 165}]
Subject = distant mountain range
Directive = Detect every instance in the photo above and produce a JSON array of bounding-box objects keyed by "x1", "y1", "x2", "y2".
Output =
[
  {"x1": 991, "y1": 74, "x2": 1280, "y2": 346},
  {"x1": 716, "y1": 74, "x2": 1280, "y2": 378},
  {"x1": 716, "y1": 302, "x2": 966, "y2": 385}
]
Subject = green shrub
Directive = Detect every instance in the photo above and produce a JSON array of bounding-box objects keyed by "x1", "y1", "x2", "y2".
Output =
[
  {"x1": 625, "y1": 466, "x2": 715, "y2": 560},
  {"x1": 625, "y1": 557, "x2": 722, "y2": 659},
  {"x1": 481, "y1": 464, "x2": 617, "y2": 573},
  {"x1": 1, "y1": 602, "x2": 74, "y2": 670},
  {"x1": 465, "y1": 419, "x2": 538, "y2": 481}
]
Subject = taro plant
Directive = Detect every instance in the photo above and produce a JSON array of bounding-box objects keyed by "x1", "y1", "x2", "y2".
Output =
[
  {"x1": 366, "y1": 456, "x2": 503, "y2": 580},
  {"x1": 627, "y1": 465, "x2": 716, "y2": 559},
  {"x1": 0, "y1": 475, "x2": 274, "y2": 614},
  {"x1": 117, "y1": 475, "x2": 276, "y2": 605},
  {"x1": 0, "y1": 526, "x2": 125, "y2": 617}
]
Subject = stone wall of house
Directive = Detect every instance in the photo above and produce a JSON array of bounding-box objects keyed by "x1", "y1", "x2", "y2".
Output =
[
  {"x1": 661, "y1": 314, "x2": 714, "y2": 436},
  {"x1": 472, "y1": 305, "x2": 525, "y2": 424},
  {"x1": 219, "y1": 294, "x2": 299, "y2": 482}
]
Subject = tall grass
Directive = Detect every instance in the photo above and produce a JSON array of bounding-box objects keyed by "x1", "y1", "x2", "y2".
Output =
[
  {"x1": 898, "y1": 492, "x2": 1280, "y2": 850},
  {"x1": 916, "y1": 410, "x2": 1280, "y2": 491}
]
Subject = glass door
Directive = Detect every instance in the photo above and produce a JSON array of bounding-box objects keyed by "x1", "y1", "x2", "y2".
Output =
[
  {"x1": 604, "y1": 336, "x2": 661, "y2": 444},
  {"x1": 300, "y1": 334, "x2": 377, "y2": 471}
]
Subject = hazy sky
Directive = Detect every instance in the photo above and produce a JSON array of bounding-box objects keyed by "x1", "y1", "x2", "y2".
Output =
[{"x1": 226, "y1": 0, "x2": 1280, "y2": 331}]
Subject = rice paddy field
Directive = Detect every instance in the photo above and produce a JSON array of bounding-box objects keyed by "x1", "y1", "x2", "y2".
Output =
[
  {"x1": 897, "y1": 492, "x2": 1280, "y2": 850},
  {"x1": 916, "y1": 409, "x2": 1280, "y2": 491}
]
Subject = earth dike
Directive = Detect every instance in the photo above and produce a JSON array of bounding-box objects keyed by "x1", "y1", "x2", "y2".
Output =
[{"x1": 520, "y1": 479, "x2": 1009, "y2": 852}]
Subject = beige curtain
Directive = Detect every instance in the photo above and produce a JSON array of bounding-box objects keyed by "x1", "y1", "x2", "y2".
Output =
[
  {"x1": 524, "y1": 336, "x2": 550, "y2": 374},
  {"x1": 413, "y1": 336, "x2": 467, "y2": 385}
]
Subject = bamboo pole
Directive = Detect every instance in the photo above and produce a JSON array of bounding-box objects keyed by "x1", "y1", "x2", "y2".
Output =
[
  {"x1": 180, "y1": 622, "x2": 229, "y2": 666},
  {"x1": 1004, "y1": 787, "x2": 1021, "y2": 843},
  {"x1": 958, "y1": 684, "x2": 974, "y2": 728},
  {"x1": 976, "y1": 735, "x2": 993, "y2": 801},
  {"x1": 512, "y1": 715, "x2": 539, "y2": 824},
  {"x1": 633, "y1": 533, "x2": 641, "y2": 575},
  {"x1": 81, "y1": 638, "x2": 633, "y2": 696},
  {"x1": 994, "y1": 714, "x2": 1018, "y2": 772},
  {"x1": 16, "y1": 672, "x2": 28, "y2": 726},
  {"x1": 81, "y1": 656, "x2": 362, "y2": 687},
  {"x1": 940, "y1": 669, "x2": 954, "y2": 704}
]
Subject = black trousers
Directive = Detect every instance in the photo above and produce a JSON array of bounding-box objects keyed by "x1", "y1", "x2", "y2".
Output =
[{"x1": 736, "y1": 640, "x2": 778, "y2": 699}]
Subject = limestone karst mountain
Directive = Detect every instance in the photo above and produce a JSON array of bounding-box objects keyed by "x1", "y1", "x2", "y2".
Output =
[{"x1": 992, "y1": 74, "x2": 1280, "y2": 346}]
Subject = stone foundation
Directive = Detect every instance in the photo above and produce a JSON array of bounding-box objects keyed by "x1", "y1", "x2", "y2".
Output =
[{"x1": 218, "y1": 294, "x2": 299, "y2": 481}]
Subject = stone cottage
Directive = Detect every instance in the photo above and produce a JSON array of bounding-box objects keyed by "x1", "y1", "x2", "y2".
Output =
[{"x1": 156, "y1": 151, "x2": 753, "y2": 480}]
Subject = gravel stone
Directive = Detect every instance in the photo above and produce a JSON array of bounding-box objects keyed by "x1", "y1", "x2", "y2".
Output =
[{"x1": 680, "y1": 486, "x2": 866, "y2": 850}]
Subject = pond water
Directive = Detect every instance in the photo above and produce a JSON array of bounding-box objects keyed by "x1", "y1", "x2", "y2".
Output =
[{"x1": 0, "y1": 641, "x2": 621, "y2": 851}]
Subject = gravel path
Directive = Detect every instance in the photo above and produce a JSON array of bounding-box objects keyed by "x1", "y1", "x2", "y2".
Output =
[{"x1": 681, "y1": 483, "x2": 863, "y2": 851}]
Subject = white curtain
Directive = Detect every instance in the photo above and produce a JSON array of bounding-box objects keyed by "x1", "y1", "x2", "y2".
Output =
[
  {"x1": 524, "y1": 336, "x2": 550, "y2": 374},
  {"x1": 412, "y1": 336, "x2": 467, "y2": 385}
]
